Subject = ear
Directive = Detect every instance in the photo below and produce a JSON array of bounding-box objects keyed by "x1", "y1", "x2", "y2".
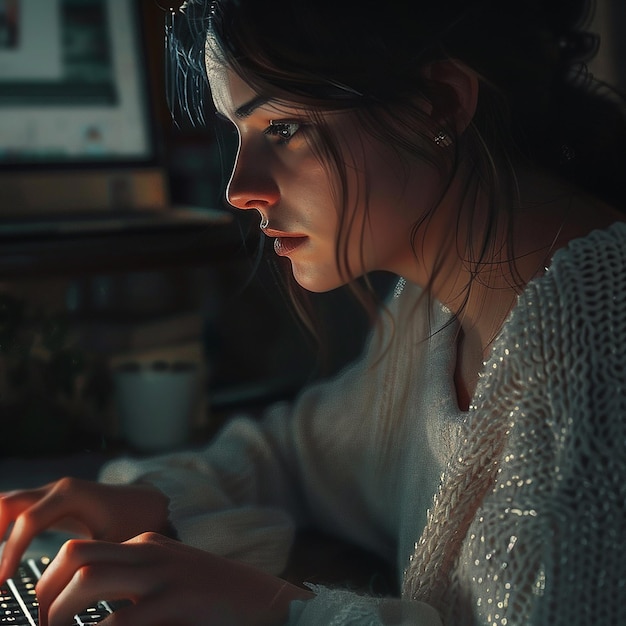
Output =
[{"x1": 421, "y1": 60, "x2": 479, "y2": 135}]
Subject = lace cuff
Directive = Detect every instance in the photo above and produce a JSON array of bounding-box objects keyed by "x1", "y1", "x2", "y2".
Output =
[{"x1": 288, "y1": 585, "x2": 443, "y2": 625}]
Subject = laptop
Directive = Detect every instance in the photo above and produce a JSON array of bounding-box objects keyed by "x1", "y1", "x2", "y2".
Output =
[
  {"x1": 0, "y1": 0, "x2": 231, "y2": 240},
  {"x1": 0, "y1": 453, "x2": 127, "y2": 625},
  {"x1": 1, "y1": 557, "x2": 125, "y2": 625}
]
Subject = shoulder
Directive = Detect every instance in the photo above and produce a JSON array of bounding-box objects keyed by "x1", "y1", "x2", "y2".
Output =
[
  {"x1": 482, "y1": 221, "x2": 626, "y2": 450},
  {"x1": 509, "y1": 220, "x2": 626, "y2": 349},
  {"x1": 543, "y1": 220, "x2": 626, "y2": 294},
  {"x1": 476, "y1": 221, "x2": 626, "y2": 415}
]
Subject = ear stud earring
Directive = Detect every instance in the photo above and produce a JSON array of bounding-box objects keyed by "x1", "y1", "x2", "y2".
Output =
[{"x1": 433, "y1": 130, "x2": 453, "y2": 147}]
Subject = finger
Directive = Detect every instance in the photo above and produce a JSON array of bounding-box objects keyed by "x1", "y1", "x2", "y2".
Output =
[
  {"x1": 0, "y1": 479, "x2": 101, "y2": 581},
  {"x1": 0, "y1": 488, "x2": 45, "y2": 541},
  {"x1": 22, "y1": 479, "x2": 96, "y2": 536},
  {"x1": 2, "y1": 510, "x2": 53, "y2": 579},
  {"x1": 37, "y1": 539, "x2": 155, "y2": 626},
  {"x1": 44, "y1": 563, "x2": 143, "y2": 626},
  {"x1": 0, "y1": 489, "x2": 50, "y2": 581}
]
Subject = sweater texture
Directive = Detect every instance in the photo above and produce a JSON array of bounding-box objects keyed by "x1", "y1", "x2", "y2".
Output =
[{"x1": 101, "y1": 221, "x2": 626, "y2": 625}]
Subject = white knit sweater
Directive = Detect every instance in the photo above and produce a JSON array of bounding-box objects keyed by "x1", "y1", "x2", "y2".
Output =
[{"x1": 101, "y1": 221, "x2": 626, "y2": 625}]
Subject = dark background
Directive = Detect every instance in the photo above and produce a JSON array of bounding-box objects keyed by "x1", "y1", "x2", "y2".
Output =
[
  {"x1": 0, "y1": 0, "x2": 385, "y2": 457},
  {"x1": 0, "y1": 0, "x2": 623, "y2": 457}
]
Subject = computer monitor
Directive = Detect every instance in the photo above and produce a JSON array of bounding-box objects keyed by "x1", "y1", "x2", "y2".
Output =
[{"x1": 0, "y1": 0, "x2": 168, "y2": 217}]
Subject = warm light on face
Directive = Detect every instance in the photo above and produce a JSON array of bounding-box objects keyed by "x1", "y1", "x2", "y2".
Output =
[{"x1": 206, "y1": 55, "x2": 449, "y2": 292}]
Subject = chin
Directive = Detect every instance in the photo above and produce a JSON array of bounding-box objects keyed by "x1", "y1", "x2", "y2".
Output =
[
  {"x1": 291, "y1": 264, "x2": 348, "y2": 293},
  {"x1": 293, "y1": 275, "x2": 345, "y2": 294}
]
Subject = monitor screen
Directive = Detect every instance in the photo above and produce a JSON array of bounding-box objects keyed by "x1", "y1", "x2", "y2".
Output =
[{"x1": 0, "y1": 0, "x2": 154, "y2": 166}]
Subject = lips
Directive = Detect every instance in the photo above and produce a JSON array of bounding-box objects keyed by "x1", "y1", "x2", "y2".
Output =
[
  {"x1": 273, "y1": 236, "x2": 307, "y2": 256},
  {"x1": 262, "y1": 227, "x2": 308, "y2": 257}
]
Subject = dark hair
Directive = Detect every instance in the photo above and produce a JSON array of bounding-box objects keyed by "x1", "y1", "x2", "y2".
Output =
[{"x1": 169, "y1": 0, "x2": 626, "y2": 336}]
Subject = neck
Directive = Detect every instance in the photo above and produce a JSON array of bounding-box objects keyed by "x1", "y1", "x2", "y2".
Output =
[
  {"x1": 403, "y1": 167, "x2": 623, "y2": 362},
  {"x1": 394, "y1": 164, "x2": 624, "y2": 412}
]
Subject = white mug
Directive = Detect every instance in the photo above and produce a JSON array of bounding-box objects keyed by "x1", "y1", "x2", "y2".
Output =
[{"x1": 114, "y1": 361, "x2": 199, "y2": 452}]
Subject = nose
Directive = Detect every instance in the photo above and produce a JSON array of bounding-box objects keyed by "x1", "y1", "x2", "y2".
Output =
[{"x1": 226, "y1": 141, "x2": 280, "y2": 213}]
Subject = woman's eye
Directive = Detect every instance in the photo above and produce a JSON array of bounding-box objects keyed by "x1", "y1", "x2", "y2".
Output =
[{"x1": 264, "y1": 121, "x2": 301, "y2": 143}]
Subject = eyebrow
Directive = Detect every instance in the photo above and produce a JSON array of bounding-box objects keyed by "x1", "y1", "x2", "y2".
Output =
[{"x1": 234, "y1": 95, "x2": 270, "y2": 119}]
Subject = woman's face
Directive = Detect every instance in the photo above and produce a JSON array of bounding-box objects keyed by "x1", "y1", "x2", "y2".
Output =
[{"x1": 207, "y1": 62, "x2": 445, "y2": 292}]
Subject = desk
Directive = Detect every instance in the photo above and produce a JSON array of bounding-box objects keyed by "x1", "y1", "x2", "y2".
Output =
[
  {"x1": 0, "y1": 214, "x2": 267, "y2": 458},
  {"x1": 0, "y1": 218, "x2": 255, "y2": 279}
]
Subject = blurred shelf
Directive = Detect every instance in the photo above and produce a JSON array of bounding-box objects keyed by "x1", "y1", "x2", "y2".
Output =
[{"x1": 0, "y1": 219, "x2": 258, "y2": 278}]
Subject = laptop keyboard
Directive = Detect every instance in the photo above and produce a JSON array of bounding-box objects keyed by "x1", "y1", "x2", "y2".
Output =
[{"x1": 1, "y1": 557, "x2": 119, "y2": 625}]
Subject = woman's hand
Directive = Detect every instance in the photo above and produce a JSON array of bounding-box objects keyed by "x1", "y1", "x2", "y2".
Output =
[
  {"x1": 0, "y1": 478, "x2": 171, "y2": 582},
  {"x1": 37, "y1": 532, "x2": 314, "y2": 626}
]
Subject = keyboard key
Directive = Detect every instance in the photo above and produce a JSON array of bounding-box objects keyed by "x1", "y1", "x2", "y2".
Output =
[{"x1": 3, "y1": 557, "x2": 120, "y2": 625}]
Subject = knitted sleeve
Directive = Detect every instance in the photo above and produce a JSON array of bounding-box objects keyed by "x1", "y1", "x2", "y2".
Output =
[
  {"x1": 100, "y1": 351, "x2": 394, "y2": 575},
  {"x1": 289, "y1": 223, "x2": 626, "y2": 625},
  {"x1": 404, "y1": 223, "x2": 626, "y2": 626},
  {"x1": 288, "y1": 586, "x2": 443, "y2": 625},
  {"x1": 505, "y1": 225, "x2": 626, "y2": 626},
  {"x1": 99, "y1": 281, "x2": 431, "y2": 577}
]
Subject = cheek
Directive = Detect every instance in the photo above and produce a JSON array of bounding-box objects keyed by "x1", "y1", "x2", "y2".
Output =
[
  {"x1": 351, "y1": 147, "x2": 441, "y2": 269},
  {"x1": 285, "y1": 157, "x2": 341, "y2": 230},
  {"x1": 351, "y1": 147, "x2": 410, "y2": 230}
]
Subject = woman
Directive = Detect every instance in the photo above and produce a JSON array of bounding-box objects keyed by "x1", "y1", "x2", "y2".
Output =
[{"x1": 1, "y1": 0, "x2": 625, "y2": 624}]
